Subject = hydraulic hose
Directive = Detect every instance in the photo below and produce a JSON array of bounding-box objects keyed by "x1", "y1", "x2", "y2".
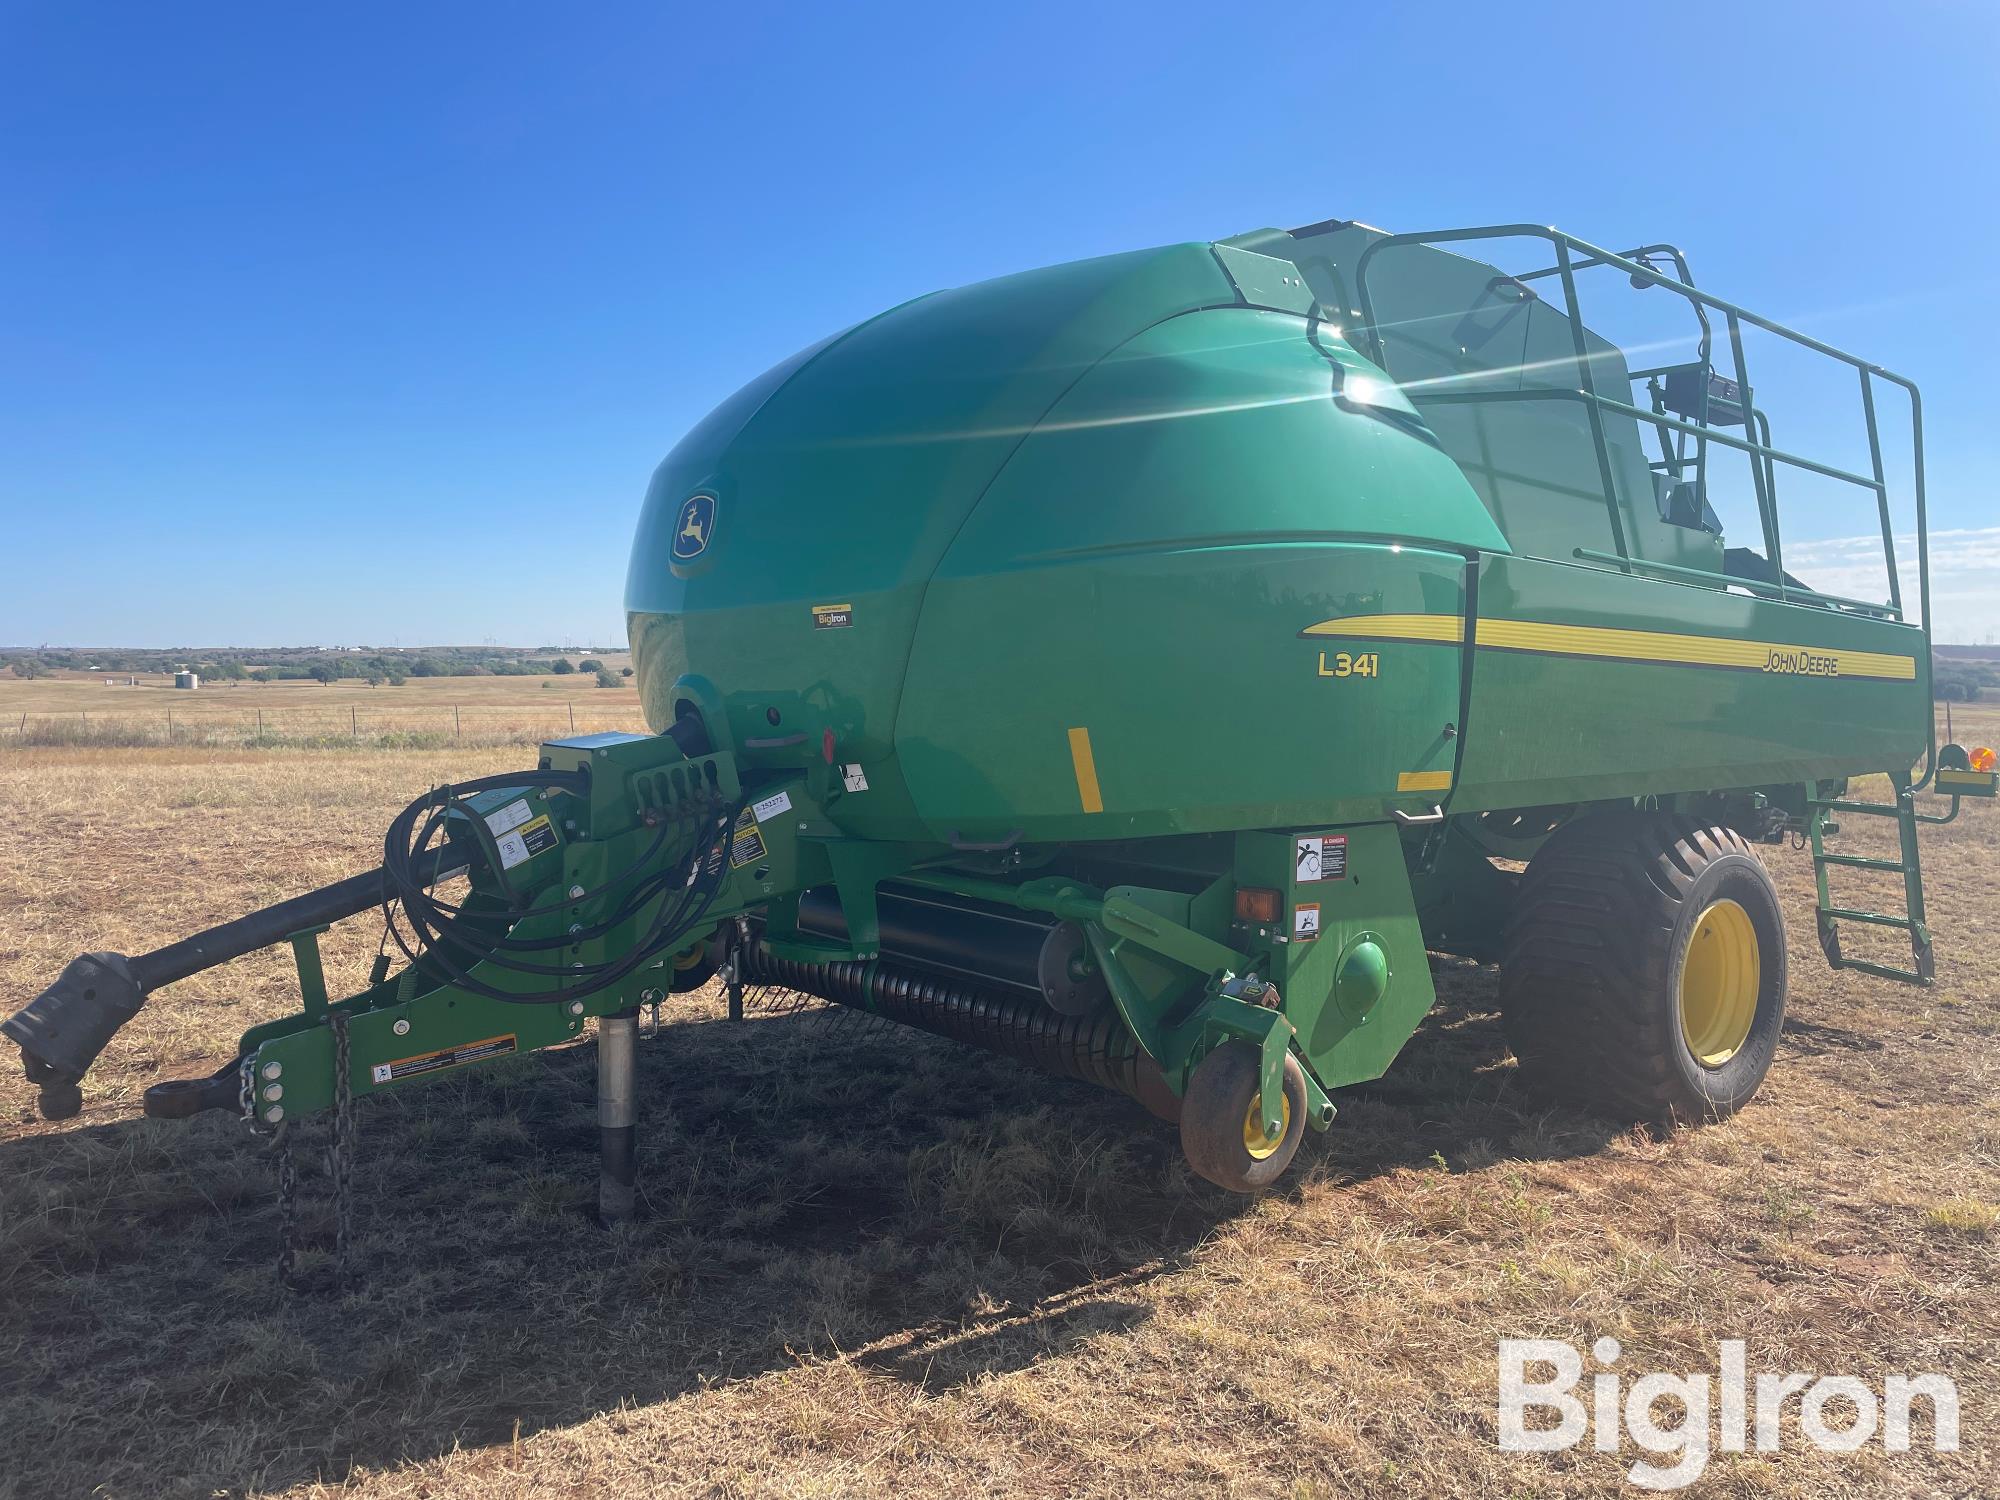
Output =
[{"x1": 377, "y1": 771, "x2": 744, "y2": 1006}]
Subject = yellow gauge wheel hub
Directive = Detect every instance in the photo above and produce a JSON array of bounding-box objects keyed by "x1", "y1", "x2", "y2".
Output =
[
  {"x1": 1679, "y1": 899, "x2": 1760, "y2": 1067},
  {"x1": 672, "y1": 944, "x2": 707, "y2": 971},
  {"x1": 1242, "y1": 1091, "x2": 1291, "y2": 1160}
]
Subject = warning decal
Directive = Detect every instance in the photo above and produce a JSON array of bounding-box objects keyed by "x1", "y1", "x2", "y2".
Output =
[
  {"x1": 1294, "y1": 903, "x2": 1322, "y2": 942},
  {"x1": 1294, "y1": 834, "x2": 1347, "y2": 883},
  {"x1": 369, "y1": 1033, "x2": 517, "y2": 1086},
  {"x1": 729, "y1": 806, "x2": 767, "y2": 868},
  {"x1": 496, "y1": 814, "x2": 558, "y2": 870}
]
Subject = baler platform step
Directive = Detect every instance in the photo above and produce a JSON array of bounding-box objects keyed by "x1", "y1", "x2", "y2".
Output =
[{"x1": 1807, "y1": 782, "x2": 1933, "y2": 986}]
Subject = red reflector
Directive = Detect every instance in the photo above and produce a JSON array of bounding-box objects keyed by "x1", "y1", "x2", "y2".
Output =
[
  {"x1": 822, "y1": 728, "x2": 836, "y2": 764},
  {"x1": 1234, "y1": 887, "x2": 1280, "y2": 923}
]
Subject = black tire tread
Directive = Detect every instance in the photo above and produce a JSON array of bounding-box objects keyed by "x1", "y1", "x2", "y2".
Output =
[{"x1": 1499, "y1": 814, "x2": 1772, "y2": 1121}]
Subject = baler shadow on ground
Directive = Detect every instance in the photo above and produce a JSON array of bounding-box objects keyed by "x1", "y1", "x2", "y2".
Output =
[{"x1": 0, "y1": 967, "x2": 1619, "y2": 1498}]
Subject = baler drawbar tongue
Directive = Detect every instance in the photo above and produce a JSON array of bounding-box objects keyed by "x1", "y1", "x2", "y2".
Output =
[{"x1": 4, "y1": 846, "x2": 467, "y2": 1121}]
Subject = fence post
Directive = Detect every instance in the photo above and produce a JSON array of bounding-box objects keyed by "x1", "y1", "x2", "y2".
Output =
[
  {"x1": 257, "y1": 708, "x2": 264, "y2": 738},
  {"x1": 569, "y1": 703, "x2": 576, "y2": 732},
  {"x1": 165, "y1": 708, "x2": 170, "y2": 736}
]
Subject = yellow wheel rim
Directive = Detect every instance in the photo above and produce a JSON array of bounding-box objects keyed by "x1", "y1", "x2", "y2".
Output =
[
  {"x1": 1679, "y1": 899, "x2": 1760, "y2": 1067},
  {"x1": 672, "y1": 944, "x2": 706, "y2": 972},
  {"x1": 1242, "y1": 1091, "x2": 1291, "y2": 1161}
]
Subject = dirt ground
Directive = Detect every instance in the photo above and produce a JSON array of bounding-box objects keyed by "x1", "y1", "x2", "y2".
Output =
[{"x1": 0, "y1": 716, "x2": 1995, "y2": 1499}]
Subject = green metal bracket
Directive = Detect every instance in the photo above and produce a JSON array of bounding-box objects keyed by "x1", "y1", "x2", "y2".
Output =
[
  {"x1": 247, "y1": 985, "x2": 585, "y2": 1123},
  {"x1": 1099, "y1": 888, "x2": 1248, "y2": 978},
  {"x1": 287, "y1": 925, "x2": 332, "y2": 1020}
]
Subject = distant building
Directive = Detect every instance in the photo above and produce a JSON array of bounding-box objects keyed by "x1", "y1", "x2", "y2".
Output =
[{"x1": 174, "y1": 671, "x2": 200, "y2": 690}]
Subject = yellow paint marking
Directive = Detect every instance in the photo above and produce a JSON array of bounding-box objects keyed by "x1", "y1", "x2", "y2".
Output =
[
  {"x1": 1067, "y1": 727, "x2": 1104, "y2": 814},
  {"x1": 1397, "y1": 770, "x2": 1453, "y2": 793}
]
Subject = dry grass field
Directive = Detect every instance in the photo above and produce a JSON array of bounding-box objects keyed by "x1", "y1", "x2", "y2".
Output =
[
  {"x1": 0, "y1": 690, "x2": 1995, "y2": 1498},
  {"x1": 2, "y1": 665, "x2": 644, "y2": 748}
]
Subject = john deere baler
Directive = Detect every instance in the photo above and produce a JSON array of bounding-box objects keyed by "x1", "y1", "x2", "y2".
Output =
[{"x1": 10, "y1": 219, "x2": 1994, "y2": 1230}]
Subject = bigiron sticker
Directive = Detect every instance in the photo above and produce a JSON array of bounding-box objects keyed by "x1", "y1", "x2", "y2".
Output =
[
  {"x1": 1294, "y1": 834, "x2": 1347, "y2": 882},
  {"x1": 811, "y1": 602, "x2": 853, "y2": 629},
  {"x1": 369, "y1": 1034, "x2": 517, "y2": 1086}
]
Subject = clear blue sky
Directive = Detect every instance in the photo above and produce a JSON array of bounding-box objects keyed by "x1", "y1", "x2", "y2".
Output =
[{"x1": 4, "y1": 1, "x2": 1996, "y2": 646}]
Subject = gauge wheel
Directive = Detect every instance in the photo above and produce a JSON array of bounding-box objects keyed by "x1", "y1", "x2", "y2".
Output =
[
  {"x1": 666, "y1": 934, "x2": 722, "y2": 993},
  {"x1": 1178, "y1": 1042, "x2": 1309, "y2": 1192}
]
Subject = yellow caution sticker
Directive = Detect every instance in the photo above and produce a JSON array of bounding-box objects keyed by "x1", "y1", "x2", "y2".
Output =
[
  {"x1": 369, "y1": 1034, "x2": 517, "y2": 1086},
  {"x1": 729, "y1": 806, "x2": 768, "y2": 868}
]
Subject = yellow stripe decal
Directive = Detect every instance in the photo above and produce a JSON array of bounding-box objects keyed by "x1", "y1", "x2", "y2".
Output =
[
  {"x1": 1067, "y1": 726, "x2": 1104, "y2": 814},
  {"x1": 1397, "y1": 770, "x2": 1454, "y2": 793},
  {"x1": 1300, "y1": 613, "x2": 1915, "y2": 681},
  {"x1": 1302, "y1": 612, "x2": 1465, "y2": 643}
]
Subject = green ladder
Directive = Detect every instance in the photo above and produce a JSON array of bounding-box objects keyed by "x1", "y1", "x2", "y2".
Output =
[{"x1": 1806, "y1": 780, "x2": 1934, "y2": 986}]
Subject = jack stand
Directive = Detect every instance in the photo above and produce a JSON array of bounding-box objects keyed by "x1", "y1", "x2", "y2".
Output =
[
  {"x1": 725, "y1": 920, "x2": 747, "y2": 1022},
  {"x1": 597, "y1": 1007, "x2": 639, "y2": 1226}
]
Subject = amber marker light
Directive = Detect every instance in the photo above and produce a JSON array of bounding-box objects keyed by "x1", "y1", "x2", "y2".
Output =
[{"x1": 1234, "y1": 887, "x2": 1281, "y2": 924}]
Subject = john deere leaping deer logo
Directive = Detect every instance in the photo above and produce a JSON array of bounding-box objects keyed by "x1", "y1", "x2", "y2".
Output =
[{"x1": 672, "y1": 493, "x2": 717, "y2": 561}]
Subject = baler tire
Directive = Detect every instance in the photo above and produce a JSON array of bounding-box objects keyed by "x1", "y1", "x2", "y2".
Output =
[
  {"x1": 1499, "y1": 814, "x2": 1787, "y2": 1124},
  {"x1": 1179, "y1": 1043, "x2": 1308, "y2": 1193}
]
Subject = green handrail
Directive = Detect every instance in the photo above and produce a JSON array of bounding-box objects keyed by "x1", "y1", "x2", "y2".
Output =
[{"x1": 1349, "y1": 223, "x2": 1936, "y2": 789}]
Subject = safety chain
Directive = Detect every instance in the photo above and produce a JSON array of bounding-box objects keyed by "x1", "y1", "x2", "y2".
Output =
[
  {"x1": 275, "y1": 1123, "x2": 301, "y2": 1288},
  {"x1": 273, "y1": 1010, "x2": 358, "y2": 1293},
  {"x1": 328, "y1": 1009, "x2": 356, "y2": 1286}
]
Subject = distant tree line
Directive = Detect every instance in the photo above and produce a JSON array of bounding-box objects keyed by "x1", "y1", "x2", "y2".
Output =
[
  {"x1": 2, "y1": 646, "x2": 628, "y2": 684},
  {"x1": 1935, "y1": 671, "x2": 1991, "y2": 701}
]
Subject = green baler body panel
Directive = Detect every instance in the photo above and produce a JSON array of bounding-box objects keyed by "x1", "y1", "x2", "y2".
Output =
[
  {"x1": 629, "y1": 247, "x2": 1503, "y2": 843},
  {"x1": 628, "y1": 226, "x2": 1929, "y2": 865},
  {"x1": 1450, "y1": 553, "x2": 1927, "y2": 809}
]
